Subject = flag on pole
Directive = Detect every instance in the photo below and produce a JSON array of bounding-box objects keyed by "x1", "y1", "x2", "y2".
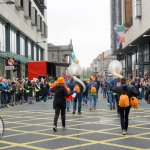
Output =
[
  {"x1": 114, "y1": 25, "x2": 125, "y2": 43},
  {"x1": 71, "y1": 52, "x2": 79, "y2": 64}
]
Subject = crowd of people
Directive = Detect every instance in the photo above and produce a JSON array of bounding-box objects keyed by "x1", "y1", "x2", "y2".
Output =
[{"x1": 0, "y1": 75, "x2": 150, "y2": 135}]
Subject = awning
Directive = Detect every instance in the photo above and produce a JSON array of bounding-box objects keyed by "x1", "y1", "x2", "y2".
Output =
[{"x1": 0, "y1": 51, "x2": 33, "y2": 64}]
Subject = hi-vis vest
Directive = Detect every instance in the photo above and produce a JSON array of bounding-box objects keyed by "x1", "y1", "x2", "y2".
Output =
[{"x1": 35, "y1": 85, "x2": 40, "y2": 92}]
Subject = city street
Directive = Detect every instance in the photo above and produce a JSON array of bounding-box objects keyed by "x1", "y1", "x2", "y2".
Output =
[{"x1": 0, "y1": 94, "x2": 150, "y2": 150}]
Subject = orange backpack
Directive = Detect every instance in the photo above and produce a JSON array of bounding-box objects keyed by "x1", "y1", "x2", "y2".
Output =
[
  {"x1": 91, "y1": 85, "x2": 96, "y2": 94},
  {"x1": 130, "y1": 97, "x2": 138, "y2": 109},
  {"x1": 119, "y1": 94, "x2": 130, "y2": 107},
  {"x1": 74, "y1": 84, "x2": 80, "y2": 93}
]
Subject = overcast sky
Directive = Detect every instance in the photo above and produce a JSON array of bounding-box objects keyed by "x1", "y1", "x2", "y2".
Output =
[{"x1": 47, "y1": 0, "x2": 111, "y2": 68}]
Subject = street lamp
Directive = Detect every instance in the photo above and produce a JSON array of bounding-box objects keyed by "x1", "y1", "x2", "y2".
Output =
[
  {"x1": 37, "y1": 41, "x2": 46, "y2": 44},
  {"x1": 129, "y1": 44, "x2": 139, "y2": 47},
  {"x1": 143, "y1": 35, "x2": 150, "y2": 37},
  {"x1": 0, "y1": 0, "x2": 14, "y2": 4}
]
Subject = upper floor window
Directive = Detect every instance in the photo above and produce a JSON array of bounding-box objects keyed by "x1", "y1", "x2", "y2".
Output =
[
  {"x1": 135, "y1": 0, "x2": 142, "y2": 18},
  {"x1": 10, "y1": 29, "x2": 16, "y2": 54},
  {"x1": 0, "y1": 22, "x2": 6, "y2": 52},
  {"x1": 20, "y1": 36, "x2": 25, "y2": 56}
]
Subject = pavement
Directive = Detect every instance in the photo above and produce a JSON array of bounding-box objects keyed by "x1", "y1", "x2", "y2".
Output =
[{"x1": 0, "y1": 93, "x2": 150, "y2": 150}]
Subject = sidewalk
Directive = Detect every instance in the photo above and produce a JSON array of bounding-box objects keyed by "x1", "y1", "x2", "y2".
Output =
[{"x1": 0, "y1": 94, "x2": 150, "y2": 150}]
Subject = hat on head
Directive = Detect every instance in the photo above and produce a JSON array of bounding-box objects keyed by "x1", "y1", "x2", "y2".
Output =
[
  {"x1": 57, "y1": 77, "x2": 65, "y2": 84},
  {"x1": 90, "y1": 76, "x2": 95, "y2": 81}
]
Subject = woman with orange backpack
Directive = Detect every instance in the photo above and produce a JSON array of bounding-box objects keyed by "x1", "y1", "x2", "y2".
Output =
[{"x1": 110, "y1": 77, "x2": 138, "y2": 135}]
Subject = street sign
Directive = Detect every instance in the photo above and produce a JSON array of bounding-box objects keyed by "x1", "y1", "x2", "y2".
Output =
[
  {"x1": 7, "y1": 58, "x2": 15, "y2": 66},
  {"x1": 5, "y1": 66, "x2": 14, "y2": 70}
]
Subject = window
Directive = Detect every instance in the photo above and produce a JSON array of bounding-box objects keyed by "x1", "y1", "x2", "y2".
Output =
[
  {"x1": 28, "y1": 42, "x2": 31, "y2": 58},
  {"x1": 0, "y1": 23, "x2": 6, "y2": 52},
  {"x1": 135, "y1": 0, "x2": 142, "y2": 18},
  {"x1": 29, "y1": 0, "x2": 31, "y2": 17},
  {"x1": 34, "y1": 46, "x2": 37, "y2": 60},
  {"x1": 39, "y1": 49, "x2": 41, "y2": 61},
  {"x1": 20, "y1": 36, "x2": 25, "y2": 56},
  {"x1": 10, "y1": 29, "x2": 16, "y2": 53},
  {"x1": 21, "y1": 0, "x2": 23, "y2": 8},
  {"x1": 144, "y1": 43, "x2": 149, "y2": 62}
]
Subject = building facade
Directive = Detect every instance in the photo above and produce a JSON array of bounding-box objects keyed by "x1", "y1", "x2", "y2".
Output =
[
  {"x1": 0, "y1": 0, "x2": 47, "y2": 79},
  {"x1": 47, "y1": 40, "x2": 73, "y2": 76},
  {"x1": 111, "y1": 0, "x2": 150, "y2": 78}
]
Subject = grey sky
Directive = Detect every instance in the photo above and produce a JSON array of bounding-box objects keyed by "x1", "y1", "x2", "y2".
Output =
[{"x1": 47, "y1": 0, "x2": 111, "y2": 68}]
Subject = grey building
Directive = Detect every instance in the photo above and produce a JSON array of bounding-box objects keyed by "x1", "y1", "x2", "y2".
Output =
[
  {"x1": 0, "y1": 0, "x2": 48, "y2": 79},
  {"x1": 47, "y1": 40, "x2": 73, "y2": 76},
  {"x1": 111, "y1": 0, "x2": 150, "y2": 78}
]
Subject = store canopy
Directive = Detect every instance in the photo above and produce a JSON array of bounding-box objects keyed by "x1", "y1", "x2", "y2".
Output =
[{"x1": 0, "y1": 51, "x2": 33, "y2": 63}]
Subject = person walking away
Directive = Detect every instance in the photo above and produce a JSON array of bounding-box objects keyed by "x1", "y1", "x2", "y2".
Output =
[
  {"x1": 34, "y1": 82, "x2": 41, "y2": 102},
  {"x1": 102, "y1": 79, "x2": 107, "y2": 98},
  {"x1": 64, "y1": 76, "x2": 72, "y2": 111},
  {"x1": 82, "y1": 80, "x2": 88, "y2": 105},
  {"x1": 87, "y1": 76, "x2": 97, "y2": 110},
  {"x1": 111, "y1": 77, "x2": 121, "y2": 113},
  {"x1": 51, "y1": 77, "x2": 70, "y2": 132},
  {"x1": 106, "y1": 74, "x2": 114, "y2": 110},
  {"x1": 110, "y1": 77, "x2": 138, "y2": 135},
  {"x1": 72, "y1": 75, "x2": 84, "y2": 114}
]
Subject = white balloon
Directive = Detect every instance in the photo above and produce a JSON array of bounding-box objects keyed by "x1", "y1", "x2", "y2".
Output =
[
  {"x1": 68, "y1": 64, "x2": 82, "y2": 75},
  {"x1": 108, "y1": 60, "x2": 123, "y2": 78}
]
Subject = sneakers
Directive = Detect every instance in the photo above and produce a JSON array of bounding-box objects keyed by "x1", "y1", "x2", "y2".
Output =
[
  {"x1": 122, "y1": 129, "x2": 126, "y2": 135},
  {"x1": 122, "y1": 129, "x2": 127, "y2": 135},
  {"x1": 89, "y1": 107, "x2": 92, "y2": 111},
  {"x1": 53, "y1": 126, "x2": 57, "y2": 132},
  {"x1": 78, "y1": 112, "x2": 82, "y2": 115},
  {"x1": 72, "y1": 110, "x2": 75, "y2": 114}
]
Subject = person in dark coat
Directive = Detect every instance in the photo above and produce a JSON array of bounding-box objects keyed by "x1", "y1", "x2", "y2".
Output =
[
  {"x1": 110, "y1": 77, "x2": 138, "y2": 135},
  {"x1": 51, "y1": 77, "x2": 70, "y2": 132}
]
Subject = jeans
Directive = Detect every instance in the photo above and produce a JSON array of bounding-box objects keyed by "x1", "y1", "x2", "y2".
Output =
[
  {"x1": 89, "y1": 94, "x2": 96, "y2": 107},
  {"x1": 102, "y1": 88, "x2": 107, "y2": 97},
  {"x1": 73, "y1": 93, "x2": 83, "y2": 113},
  {"x1": 120, "y1": 107, "x2": 130, "y2": 130},
  {"x1": 66, "y1": 100, "x2": 70, "y2": 110},
  {"x1": 83, "y1": 95, "x2": 88, "y2": 103},
  {"x1": 1, "y1": 92, "x2": 8, "y2": 105},
  {"x1": 108, "y1": 91, "x2": 114, "y2": 109},
  {"x1": 112, "y1": 94, "x2": 118, "y2": 108}
]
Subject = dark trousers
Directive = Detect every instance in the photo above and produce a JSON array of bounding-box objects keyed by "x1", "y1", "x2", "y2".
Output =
[
  {"x1": 54, "y1": 104, "x2": 66, "y2": 127},
  {"x1": 120, "y1": 107, "x2": 130, "y2": 130},
  {"x1": 35, "y1": 91, "x2": 40, "y2": 101}
]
